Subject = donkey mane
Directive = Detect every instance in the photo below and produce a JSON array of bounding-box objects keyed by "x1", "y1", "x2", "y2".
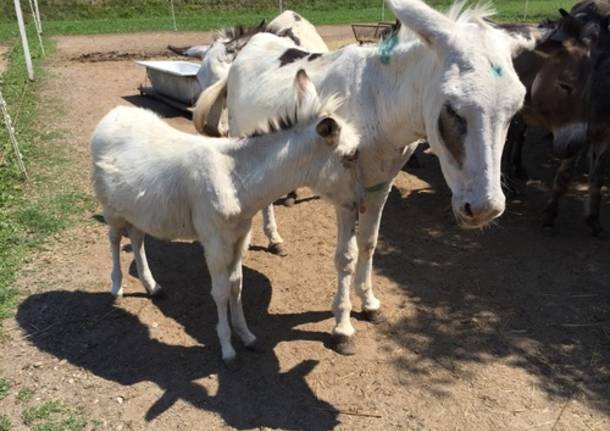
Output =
[{"x1": 247, "y1": 94, "x2": 343, "y2": 138}]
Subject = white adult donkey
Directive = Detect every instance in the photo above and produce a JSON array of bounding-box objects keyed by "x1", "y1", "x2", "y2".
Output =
[
  {"x1": 194, "y1": 0, "x2": 533, "y2": 354},
  {"x1": 91, "y1": 70, "x2": 363, "y2": 367}
]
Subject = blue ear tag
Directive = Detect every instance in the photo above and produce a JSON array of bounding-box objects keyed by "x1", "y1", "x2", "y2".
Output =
[
  {"x1": 491, "y1": 63, "x2": 503, "y2": 78},
  {"x1": 379, "y1": 33, "x2": 399, "y2": 65}
]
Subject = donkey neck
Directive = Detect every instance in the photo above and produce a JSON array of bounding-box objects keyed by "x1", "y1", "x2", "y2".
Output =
[
  {"x1": 370, "y1": 40, "x2": 437, "y2": 147},
  {"x1": 224, "y1": 126, "x2": 323, "y2": 213}
]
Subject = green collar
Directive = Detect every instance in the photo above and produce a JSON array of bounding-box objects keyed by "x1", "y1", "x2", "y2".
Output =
[{"x1": 365, "y1": 182, "x2": 389, "y2": 193}]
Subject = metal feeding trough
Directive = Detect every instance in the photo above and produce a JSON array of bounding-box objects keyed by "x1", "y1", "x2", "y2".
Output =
[
  {"x1": 137, "y1": 60, "x2": 201, "y2": 113},
  {"x1": 351, "y1": 22, "x2": 396, "y2": 45}
]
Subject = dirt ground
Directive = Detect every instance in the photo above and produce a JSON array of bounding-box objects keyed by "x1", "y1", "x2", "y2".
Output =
[{"x1": 0, "y1": 28, "x2": 609, "y2": 430}]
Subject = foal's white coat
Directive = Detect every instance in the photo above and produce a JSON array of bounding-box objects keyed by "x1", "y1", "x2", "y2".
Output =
[
  {"x1": 194, "y1": 0, "x2": 531, "y2": 350},
  {"x1": 91, "y1": 72, "x2": 363, "y2": 364}
]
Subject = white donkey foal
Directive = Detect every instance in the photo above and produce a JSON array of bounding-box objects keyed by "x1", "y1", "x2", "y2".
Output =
[{"x1": 91, "y1": 70, "x2": 363, "y2": 367}]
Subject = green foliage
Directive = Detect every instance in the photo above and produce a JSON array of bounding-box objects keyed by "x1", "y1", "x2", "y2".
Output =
[
  {"x1": 22, "y1": 401, "x2": 87, "y2": 431},
  {"x1": 0, "y1": 1, "x2": 578, "y2": 40},
  {"x1": 16, "y1": 387, "x2": 34, "y2": 403},
  {"x1": 0, "y1": 377, "x2": 10, "y2": 400},
  {"x1": 0, "y1": 415, "x2": 10, "y2": 431}
]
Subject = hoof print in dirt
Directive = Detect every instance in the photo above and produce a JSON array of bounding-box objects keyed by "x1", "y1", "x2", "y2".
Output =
[
  {"x1": 268, "y1": 242, "x2": 288, "y2": 257},
  {"x1": 246, "y1": 338, "x2": 266, "y2": 354},
  {"x1": 332, "y1": 334, "x2": 356, "y2": 356},
  {"x1": 362, "y1": 308, "x2": 384, "y2": 324}
]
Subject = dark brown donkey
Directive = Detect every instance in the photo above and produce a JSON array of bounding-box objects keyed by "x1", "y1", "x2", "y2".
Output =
[
  {"x1": 496, "y1": 10, "x2": 604, "y2": 235},
  {"x1": 543, "y1": 1, "x2": 610, "y2": 235}
]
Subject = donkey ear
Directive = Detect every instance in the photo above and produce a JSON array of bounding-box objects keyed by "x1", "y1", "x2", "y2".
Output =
[
  {"x1": 581, "y1": 21, "x2": 601, "y2": 47},
  {"x1": 386, "y1": 0, "x2": 454, "y2": 51},
  {"x1": 316, "y1": 117, "x2": 341, "y2": 144},
  {"x1": 294, "y1": 69, "x2": 318, "y2": 106}
]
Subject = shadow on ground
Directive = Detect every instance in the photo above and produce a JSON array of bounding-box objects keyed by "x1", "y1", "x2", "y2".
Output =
[
  {"x1": 17, "y1": 239, "x2": 338, "y2": 430},
  {"x1": 379, "y1": 134, "x2": 610, "y2": 411}
]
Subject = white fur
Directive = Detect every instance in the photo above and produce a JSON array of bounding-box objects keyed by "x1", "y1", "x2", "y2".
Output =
[
  {"x1": 91, "y1": 75, "x2": 363, "y2": 363},
  {"x1": 194, "y1": 0, "x2": 529, "y2": 343},
  {"x1": 267, "y1": 10, "x2": 329, "y2": 52},
  {"x1": 193, "y1": 10, "x2": 329, "y2": 137}
]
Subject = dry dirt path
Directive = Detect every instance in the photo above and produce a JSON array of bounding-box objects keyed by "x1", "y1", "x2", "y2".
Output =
[{"x1": 0, "y1": 29, "x2": 609, "y2": 431}]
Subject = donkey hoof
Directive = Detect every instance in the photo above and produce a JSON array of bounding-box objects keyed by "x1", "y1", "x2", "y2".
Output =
[
  {"x1": 269, "y1": 242, "x2": 288, "y2": 256},
  {"x1": 332, "y1": 334, "x2": 356, "y2": 356},
  {"x1": 284, "y1": 197, "x2": 296, "y2": 207},
  {"x1": 246, "y1": 338, "x2": 266, "y2": 354},
  {"x1": 148, "y1": 284, "x2": 164, "y2": 297},
  {"x1": 363, "y1": 308, "x2": 384, "y2": 324},
  {"x1": 223, "y1": 356, "x2": 242, "y2": 372},
  {"x1": 111, "y1": 288, "x2": 124, "y2": 299}
]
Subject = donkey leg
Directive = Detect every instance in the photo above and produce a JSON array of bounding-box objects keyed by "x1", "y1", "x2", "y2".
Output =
[
  {"x1": 127, "y1": 227, "x2": 162, "y2": 296},
  {"x1": 543, "y1": 158, "x2": 575, "y2": 234},
  {"x1": 109, "y1": 226, "x2": 123, "y2": 297},
  {"x1": 210, "y1": 270, "x2": 238, "y2": 368},
  {"x1": 228, "y1": 233, "x2": 260, "y2": 351},
  {"x1": 585, "y1": 146, "x2": 608, "y2": 236},
  {"x1": 331, "y1": 205, "x2": 359, "y2": 355},
  {"x1": 511, "y1": 122, "x2": 528, "y2": 181},
  {"x1": 353, "y1": 182, "x2": 393, "y2": 323},
  {"x1": 262, "y1": 205, "x2": 287, "y2": 256}
]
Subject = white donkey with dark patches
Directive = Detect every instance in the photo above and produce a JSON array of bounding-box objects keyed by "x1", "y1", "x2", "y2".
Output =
[
  {"x1": 170, "y1": 10, "x2": 328, "y2": 137},
  {"x1": 91, "y1": 70, "x2": 363, "y2": 368},
  {"x1": 194, "y1": 0, "x2": 533, "y2": 354}
]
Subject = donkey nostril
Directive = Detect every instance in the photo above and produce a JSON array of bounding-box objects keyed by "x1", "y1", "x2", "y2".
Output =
[{"x1": 463, "y1": 203, "x2": 474, "y2": 218}]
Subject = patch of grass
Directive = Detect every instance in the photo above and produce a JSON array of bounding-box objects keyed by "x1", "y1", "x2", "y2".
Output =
[
  {"x1": 22, "y1": 401, "x2": 86, "y2": 431},
  {"x1": 0, "y1": 1, "x2": 577, "y2": 39},
  {"x1": 0, "y1": 377, "x2": 10, "y2": 400},
  {"x1": 0, "y1": 37, "x2": 95, "y2": 334},
  {"x1": 0, "y1": 415, "x2": 10, "y2": 431},
  {"x1": 16, "y1": 387, "x2": 34, "y2": 403}
]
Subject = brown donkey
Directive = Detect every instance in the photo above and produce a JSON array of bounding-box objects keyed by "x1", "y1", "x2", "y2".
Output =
[{"x1": 496, "y1": 10, "x2": 605, "y2": 235}]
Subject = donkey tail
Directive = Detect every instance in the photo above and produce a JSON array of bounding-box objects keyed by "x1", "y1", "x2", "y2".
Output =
[
  {"x1": 193, "y1": 76, "x2": 228, "y2": 136},
  {"x1": 167, "y1": 45, "x2": 190, "y2": 56}
]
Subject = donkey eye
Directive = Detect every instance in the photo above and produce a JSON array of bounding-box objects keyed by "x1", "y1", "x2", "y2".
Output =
[
  {"x1": 558, "y1": 82, "x2": 574, "y2": 94},
  {"x1": 443, "y1": 104, "x2": 467, "y2": 135},
  {"x1": 438, "y1": 103, "x2": 467, "y2": 166}
]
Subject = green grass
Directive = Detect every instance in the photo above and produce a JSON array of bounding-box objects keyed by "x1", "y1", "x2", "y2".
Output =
[
  {"x1": 22, "y1": 400, "x2": 87, "y2": 431},
  {"x1": 0, "y1": 415, "x2": 10, "y2": 431},
  {"x1": 16, "y1": 387, "x2": 34, "y2": 403},
  {"x1": 0, "y1": 39, "x2": 96, "y2": 334},
  {"x1": 0, "y1": 377, "x2": 10, "y2": 400},
  {"x1": 0, "y1": 1, "x2": 576, "y2": 40}
]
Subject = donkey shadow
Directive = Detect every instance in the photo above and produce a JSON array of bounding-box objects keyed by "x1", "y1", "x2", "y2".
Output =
[
  {"x1": 377, "y1": 132, "x2": 610, "y2": 412},
  {"x1": 17, "y1": 239, "x2": 339, "y2": 430}
]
